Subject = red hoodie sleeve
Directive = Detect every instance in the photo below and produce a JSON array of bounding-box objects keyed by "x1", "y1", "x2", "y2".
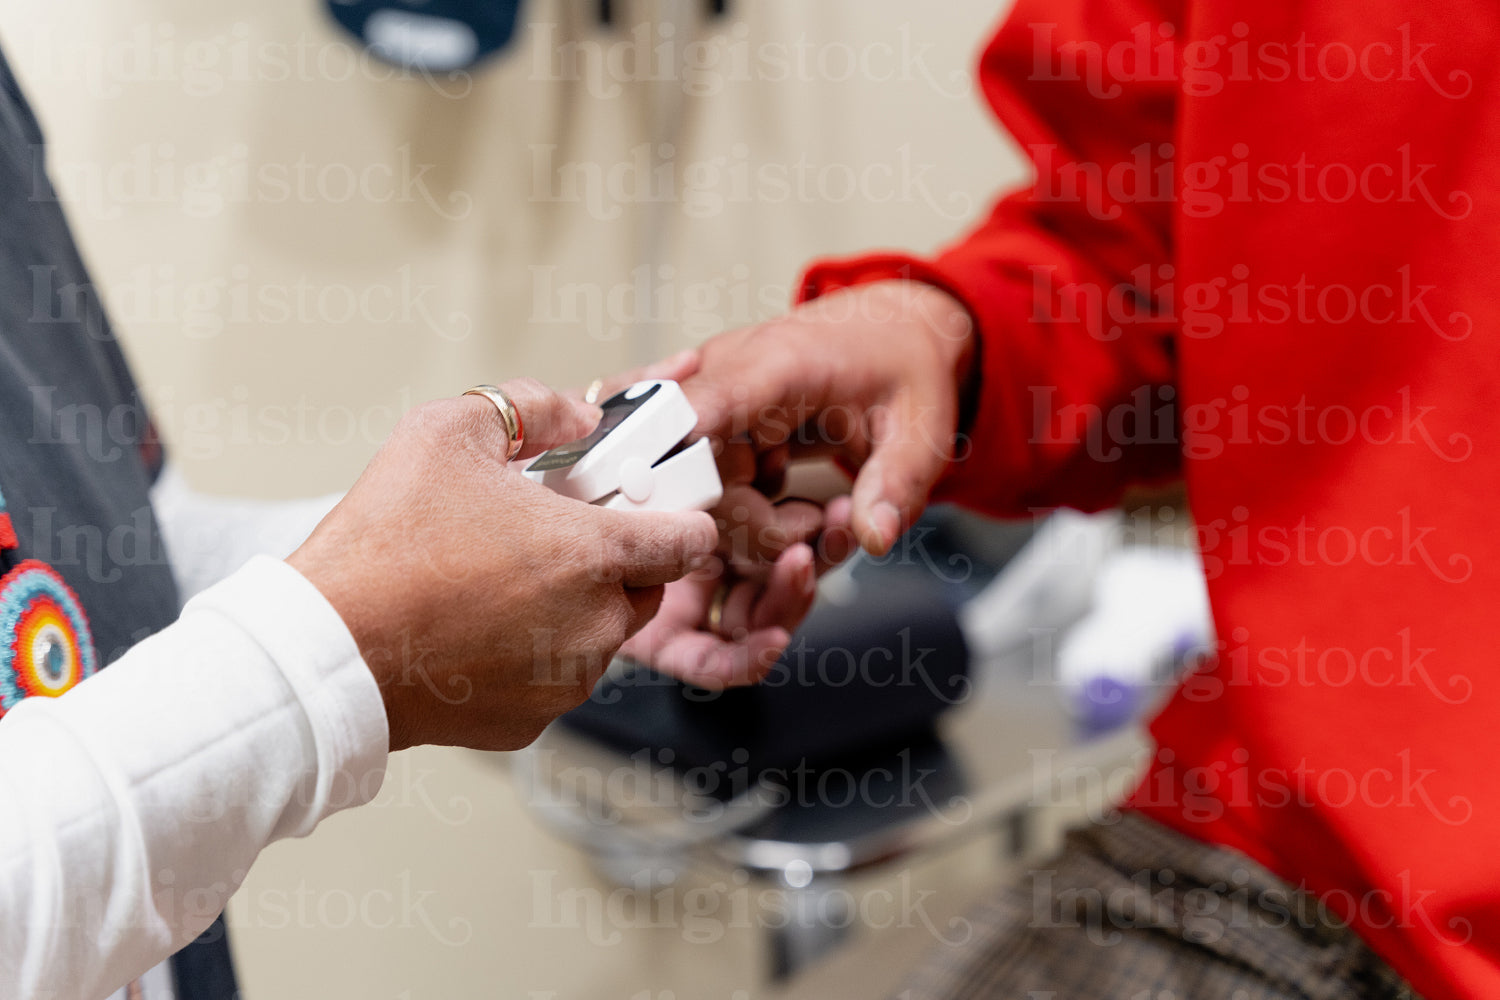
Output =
[{"x1": 800, "y1": 0, "x2": 1183, "y2": 518}]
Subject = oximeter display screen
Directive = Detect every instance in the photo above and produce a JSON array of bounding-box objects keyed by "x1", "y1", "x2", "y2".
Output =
[{"x1": 526, "y1": 383, "x2": 661, "y2": 472}]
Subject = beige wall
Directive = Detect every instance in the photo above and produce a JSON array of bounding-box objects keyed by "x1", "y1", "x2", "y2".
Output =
[
  {"x1": 0, "y1": 0, "x2": 1025, "y2": 498},
  {"x1": 0, "y1": 1, "x2": 1027, "y2": 996}
]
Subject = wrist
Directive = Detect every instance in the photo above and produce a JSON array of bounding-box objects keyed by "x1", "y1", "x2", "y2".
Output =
[{"x1": 286, "y1": 546, "x2": 411, "y2": 752}]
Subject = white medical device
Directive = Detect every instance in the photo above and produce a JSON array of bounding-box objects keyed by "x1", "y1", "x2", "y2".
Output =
[{"x1": 522, "y1": 380, "x2": 723, "y2": 513}]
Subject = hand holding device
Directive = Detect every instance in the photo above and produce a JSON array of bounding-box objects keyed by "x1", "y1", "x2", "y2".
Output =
[
  {"x1": 287, "y1": 378, "x2": 717, "y2": 751},
  {"x1": 681, "y1": 281, "x2": 974, "y2": 555}
]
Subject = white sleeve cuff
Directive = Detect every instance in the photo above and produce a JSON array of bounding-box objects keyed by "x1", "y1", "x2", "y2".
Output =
[{"x1": 184, "y1": 555, "x2": 389, "y2": 834}]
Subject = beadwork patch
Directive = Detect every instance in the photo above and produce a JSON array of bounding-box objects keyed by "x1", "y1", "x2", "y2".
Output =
[{"x1": 0, "y1": 560, "x2": 96, "y2": 716}]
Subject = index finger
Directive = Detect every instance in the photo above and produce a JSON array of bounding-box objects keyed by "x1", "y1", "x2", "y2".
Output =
[
  {"x1": 575, "y1": 349, "x2": 702, "y2": 404},
  {"x1": 495, "y1": 377, "x2": 603, "y2": 460},
  {"x1": 682, "y1": 341, "x2": 818, "y2": 451}
]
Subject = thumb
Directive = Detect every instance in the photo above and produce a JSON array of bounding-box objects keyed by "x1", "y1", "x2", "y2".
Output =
[
  {"x1": 497, "y1": 377, "x2": 603, "y2": 460},
  {"x1": 848, "y1": 387, "x2": 955, "y2": 556},
  {"x1": 600, "y1": 509, "x2": 718, "y2": 588}
]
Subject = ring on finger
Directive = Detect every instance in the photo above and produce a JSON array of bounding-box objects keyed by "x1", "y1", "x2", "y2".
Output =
[
  {"x1": 706, "y1": 580, "x2": 733, "y2": 637},
  {"x1": 462, "y1": 384, "x2": 525, "y2": 461}
]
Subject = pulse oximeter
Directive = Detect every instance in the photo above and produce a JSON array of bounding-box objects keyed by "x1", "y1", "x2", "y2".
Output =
[{"x1": 523, "y1": 380, "x2": 723, "y2": 513}]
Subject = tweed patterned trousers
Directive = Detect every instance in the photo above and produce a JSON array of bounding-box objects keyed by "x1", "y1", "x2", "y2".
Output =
[{"x1": 895, "y1": 812, "x2": 1422, "y2": 1000}]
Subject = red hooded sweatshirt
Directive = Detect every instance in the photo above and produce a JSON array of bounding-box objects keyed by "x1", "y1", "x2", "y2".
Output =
[{"x1": 801, "y1": 2, "x2": 1497, "y2": 997}]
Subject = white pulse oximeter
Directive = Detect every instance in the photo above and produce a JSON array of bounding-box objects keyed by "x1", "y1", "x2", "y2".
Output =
[{"x1": 522, "y1": 380, "x2": 724, "y2": 513}]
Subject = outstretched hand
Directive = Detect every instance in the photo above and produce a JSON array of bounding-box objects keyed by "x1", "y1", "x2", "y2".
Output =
[{"x1": 594, "y1": 280, "x2": 974, "y2": 688}]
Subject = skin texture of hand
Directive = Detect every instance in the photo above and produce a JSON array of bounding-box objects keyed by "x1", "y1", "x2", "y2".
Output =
[
  {"x1": 287, "y1": 378, "x2": 718, "y2": 752},
  {"x1": 684, "y1": 280, "x2": 976, "y2": 558},
  {"x1": 621, "y1": 279, "x2": 972, "y2": 684},
  {"x1": 582, "y1": 280, "x2": 971, "y2": 690},
  {"x1": 570, "y1": 353, "x2": 850, "y2": 689}
]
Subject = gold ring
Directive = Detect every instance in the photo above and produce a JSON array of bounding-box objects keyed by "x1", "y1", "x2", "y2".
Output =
[
  {"x1": 463, "y1": 384, "x2": 525, "y2": 461},
  {"x1": 706, "y1": 580, "x2": 732, "y2": 637},
  {"x1": 583, "y1": 378, "x2": 606, "y2": 406}
]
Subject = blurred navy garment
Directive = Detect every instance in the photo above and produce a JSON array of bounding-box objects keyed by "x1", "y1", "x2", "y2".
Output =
[
  {"x1": 325, "y1": 0, "x2": 524, "y2": 72},
  {"x1": 0, "y1": 46, "x2": 237, "y2": 1000}
]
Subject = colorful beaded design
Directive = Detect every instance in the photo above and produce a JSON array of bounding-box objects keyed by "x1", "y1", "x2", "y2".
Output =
[{"x1": 0, "y1": 559, "x2": 97, "y2": 717}]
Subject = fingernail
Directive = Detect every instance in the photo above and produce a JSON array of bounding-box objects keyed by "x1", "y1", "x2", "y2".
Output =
[{"x1": 872, "y1": 502, "x2": 901, "y2": 549}]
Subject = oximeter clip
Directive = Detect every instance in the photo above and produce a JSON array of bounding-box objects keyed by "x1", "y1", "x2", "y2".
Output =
[{"x1": 522, "y1": 380, "x2": 723, "y2": 513}]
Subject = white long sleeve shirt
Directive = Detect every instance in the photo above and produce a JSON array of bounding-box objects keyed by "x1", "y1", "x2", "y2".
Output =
[{"x1": 0, "y1": 474, "x2": 389, "y2": 1000}]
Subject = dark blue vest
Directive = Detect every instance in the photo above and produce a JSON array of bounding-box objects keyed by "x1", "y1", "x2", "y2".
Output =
[{"x1": 0, "y1": 46, "x2": 239, "y2": 1000}]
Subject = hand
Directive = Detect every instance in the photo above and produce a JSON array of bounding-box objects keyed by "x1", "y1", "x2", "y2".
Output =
[
  {"x1": 685, "y1": 280, "x2": 975, "y2": 556},
  {"x1": 568, "y1": 349, "x2": 701, "y2": 405},
  {"x1": 572, "y1": 349, "x2": 858, "y2": 688},
  {"x1": 574, "y1": 348, "x2": 845, "y2": 574},
  {"x1": 287, "y1": 378, "x2": 718, "y2": 752},
  {"x1": 618, "y1": 516, "x2": 846, "y2": 690},
  {"x1": 622, "y1": 280, "x2": 969, "y2": 686}
]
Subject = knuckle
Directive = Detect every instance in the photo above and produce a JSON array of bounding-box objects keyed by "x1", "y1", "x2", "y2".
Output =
[
  {"x1": 621, "y1": 520, "x2": 668, "y2": 566},
  {"x1": 502, "y1": 376, "x2": 549, "y2": 408},
  {"x1": 619, "y1": 512, "x2": 672, "y2": 561},
  {"x1": 582, "y1": 525, "x2": 627, "y2": 586},
  {"x1": 507, "y1": 375, "x2": 548, "y2": 394},
  {"x1": 401, "y1": 399, "x2": 457, "y2": 437}
]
